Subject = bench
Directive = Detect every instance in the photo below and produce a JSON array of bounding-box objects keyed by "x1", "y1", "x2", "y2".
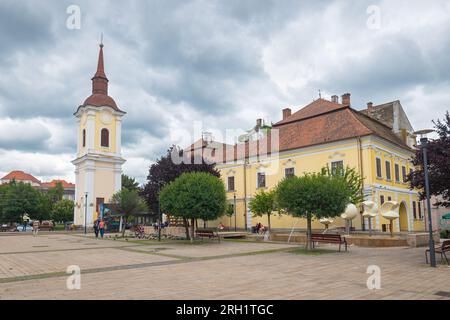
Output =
[
  {"x1": 426, "y1": 240, "x2": 450, "y2": 265},
  {"x1": 195, "y1": 229, "x2": 221, "y2": 243},
  {"x1": 311, "y1": 233, "x2": 348, "y2": 252}
]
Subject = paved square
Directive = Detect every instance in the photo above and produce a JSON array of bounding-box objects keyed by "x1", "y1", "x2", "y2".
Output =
[{"x1": 0, "y1": 234, "x2": 448, "y2": 300}]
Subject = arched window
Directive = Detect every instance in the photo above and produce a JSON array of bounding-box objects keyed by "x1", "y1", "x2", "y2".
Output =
[
  {"x1": 101, "y1": 128, "x2": 109, "y2": 147},
  {"x1": 82, "y1": 129, "x2": 86, "y2": 147}
]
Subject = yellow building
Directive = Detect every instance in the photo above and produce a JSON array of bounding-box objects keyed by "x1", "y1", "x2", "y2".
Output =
[
  {"x1": 190, "y1": 94, "x2": 425, "y2": 233},
  {"x1": 72, "y1": 44, "x2": 126, "y2": 226}
]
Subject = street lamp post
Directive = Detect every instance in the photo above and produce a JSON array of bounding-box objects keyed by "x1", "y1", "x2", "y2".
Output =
[
  {"x1": 157, "y1": 181, "x2": 162, "y2": 242},
  {"x1": 84, "y1": 192, "x2": 88, "y2": 235},
  {"x1": 415, "y1": 129, "x2": 436, "y2": 267},
  {"x1": 233, "y1": 193, "x2": 237, "y2": 231}
]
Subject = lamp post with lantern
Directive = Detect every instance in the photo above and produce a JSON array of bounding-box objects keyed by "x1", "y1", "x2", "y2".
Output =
[{"x1": 414, "y1": 129, "x2": 436, "y2": 267}]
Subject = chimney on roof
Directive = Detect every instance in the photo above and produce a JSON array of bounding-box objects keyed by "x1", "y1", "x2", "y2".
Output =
[
  {"x1": 367, "y1": 102, "x2": 374, "y2": 116},
  {"x1": 282, "y1": 108, "x2": 291, "y2": 120},
  {"x1": 341, "y1": 93, "x2": 351, "y2": 107},
  {"x1": 331, "y1": 95, "x2": 339, "y2": 103}
]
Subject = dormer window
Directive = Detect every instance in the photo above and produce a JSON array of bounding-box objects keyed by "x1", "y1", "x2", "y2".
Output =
[{"x1": 101, "y1": 128, "x2": 109, "y2": 147}]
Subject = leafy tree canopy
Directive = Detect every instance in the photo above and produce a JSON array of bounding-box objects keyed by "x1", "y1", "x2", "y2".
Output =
[
  {"x1": 51, "y1": 199, "x2": 74, "y2": 223},
  {"x1": 275, "y1": 172, "x2": 351, "y2": 249},
  {"x1": 409, "y1": 111, "x2": 450, "y2": 207},
  {"x1": 111, "y1": 188, "x2": 149, "y2": 237},
  {"x1": 276, "y1": 173, "x2": 350, "y2": 220},
  {"x1": 249, "y1": 189, "x2": 277, "y2": 230},
  {"x1": 122, "y1": 174, "x2": 140, "y2": 192},
  {"x1": 160, "y1": 172, "x2": 227, "y2": 222},
  {"x1": 321, "y1": 165, "x2": 364, "y2": 205},
  {"x1": 142, "y1": 146, "x2": 220, "y2": 216},
  {"x1": 47, "y1": 182, "x2": 64, "y2": 203},
  {"x1": 2, "y1": 181, "x2": 40, "y2": 223}
]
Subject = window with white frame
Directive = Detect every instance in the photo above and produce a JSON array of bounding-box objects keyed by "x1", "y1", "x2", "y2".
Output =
[
  {"x1": 394, "y1": 163, "x2": 400, "y2": 182},
  {"x1": 227, "y1": 176, "x2": 235, "y2": 191},
  {"x1": 257, "y1": 172, "x2": 266, "y2": 188},
  {"x1": 285, "y1": 167, "x2": 295, "y2": 178},
  {"x1": 385, "y1": 160, "x2": 391, "y2": 180},
  {"x1": 331, "y1": 160, "x2": 344, "y2": 175},
  {"x1": 376, "y1": 158, "x2": 382, "y2": 178}
]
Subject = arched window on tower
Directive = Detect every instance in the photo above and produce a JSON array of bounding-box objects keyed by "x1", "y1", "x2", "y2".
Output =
[
  {"x1": 101, "y1": 128, "x2": 109, "y2": 148},
  {"x1": 82, "y1": 129, "x2": 86, "y2": 147}
]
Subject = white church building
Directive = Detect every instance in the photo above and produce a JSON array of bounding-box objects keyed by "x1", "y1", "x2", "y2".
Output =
[{"x1": 72, "y1": 43, "x2": 126, "y2": 227}]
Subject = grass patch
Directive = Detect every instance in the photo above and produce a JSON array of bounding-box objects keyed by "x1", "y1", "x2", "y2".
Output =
[
  {"x1": 288, "y1": 247, "x2": 336, "y2": 255},
  {"x1": 53, "y1": 224, "x2": 65, "y2": 231}
]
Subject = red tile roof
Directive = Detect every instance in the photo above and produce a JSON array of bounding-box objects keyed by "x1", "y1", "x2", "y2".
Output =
[
  {"x1": 1, "y1": 171, "x2": 41, "y2": 184},
  {"x1": 40, "y1": 180, "x2": 75, "y2": 189},
  {"x1": 275, "y1": 98, "x2": 347, "y2": 125},
  {"x1": 184, "y1": 98, "x2": 412, "y2": 164}
]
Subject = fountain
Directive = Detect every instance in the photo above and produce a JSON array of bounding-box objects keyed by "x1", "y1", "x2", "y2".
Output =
[
  {"x1": 362, "y1": 201, "x2": 378, "y2": 236},
  {"x1": 319, "y1": 218, "x2": 334, "y2": 233},
  {"x1": 380, "y1": 201, "x2": 400, "y2": 237},
  {"x1": 340, "y1": 203, "x2": 358, "y2": 234}
]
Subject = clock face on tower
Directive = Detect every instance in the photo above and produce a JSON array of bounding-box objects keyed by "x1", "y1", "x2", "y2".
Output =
[{"x1": 100, "y1": 111, "x2": 112, "y2": 125}]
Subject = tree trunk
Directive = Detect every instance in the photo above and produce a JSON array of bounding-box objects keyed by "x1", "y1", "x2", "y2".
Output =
[
  {"x1": 306, "y1": 216, "x2": 312, "y2": 250},
  {"x1": 121, "y1": 216, "x2": 127, "y2": 238},
  {"x1": 183, "y1": 218, "x2": 190, "y2": 240},
  {"x1": 267, "y1": 213, "x2": 271, "y2": 232},
  {"x1": 190, "y1": 218, "x2": 195, "y2": 243}
]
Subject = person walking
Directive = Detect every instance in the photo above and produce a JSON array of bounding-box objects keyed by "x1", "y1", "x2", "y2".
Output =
[
  {"x1": 32, "y1": 220, "x2": 40, "y2": 237},
  {"x1": 93, "y1": 219, "x2": 99, "y2": 238},
  {"x1": 99, "y1": 219, "x2": 105, "y2": 238}
]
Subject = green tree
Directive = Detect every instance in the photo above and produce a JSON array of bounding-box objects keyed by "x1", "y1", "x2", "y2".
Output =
[
  {"x1": 249, "y1": 189, "x2": 277, "y2": 231},
  {"x1": 2, "y1": 181, "x2": 40, "y2": 223},
  {"x1": 47, "y1": 182, "x2": 64, "y2": 203},
  {"x1": 160, "y1": 172, "x2": 227, "y2": 242},
  {"x1": 51, "y1": 199, "x2": 74, "y2": 223},
  {"x1": 141, "y1": 146, "x2": 220, "y2": 221},
  {"x1": 321, "y1": 165, "x2": 364, "y2": 205},
  {"x1": 0, "y1": 184, "x2": 10, "y2": 222},
  {"x1": 36, "y1": 193, "x2": 53, "y2": 221},
  {"x1": 111, "y1": 188, "x2": 148, "y2": 237},
  {"x1": 122, "y1": 174, "x2": 140, "y2": 192},
  {"x1": 409, "y1": 112, "x2": 450, "y2": 207},
  {"x1": 275, "y1": 173, "x2": 351, "y2": 250}
]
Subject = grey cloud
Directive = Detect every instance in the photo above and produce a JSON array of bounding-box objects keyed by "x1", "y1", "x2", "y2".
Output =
[
  {"x1": 0, "y1": 119, "x2": 51, "y2": 151},
  {"x1": 0, "y1": 0, "x2": 449, "y2": 180},
  {"x1": 0, "y1": 1, "x2": 55, "y2": 62}
]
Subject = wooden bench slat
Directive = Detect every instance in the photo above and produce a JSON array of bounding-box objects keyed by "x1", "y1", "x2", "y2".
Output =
[{"x1": 310, "y1": 233, "x2": 348, "y2": 252}]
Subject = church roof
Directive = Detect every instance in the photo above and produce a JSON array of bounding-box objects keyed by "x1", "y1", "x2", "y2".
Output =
[{"x1": 80, "y1": 44, "x2": 124, "y2": 113}]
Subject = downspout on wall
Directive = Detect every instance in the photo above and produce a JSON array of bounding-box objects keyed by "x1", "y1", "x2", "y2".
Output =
[{"x1": 357, "y1": 136, "x2": 365, "y2": 231}]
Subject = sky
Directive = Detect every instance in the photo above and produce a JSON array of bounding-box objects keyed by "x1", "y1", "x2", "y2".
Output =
[{"x1": 0, "y1": 0, "x2": 449, "y2": 184}]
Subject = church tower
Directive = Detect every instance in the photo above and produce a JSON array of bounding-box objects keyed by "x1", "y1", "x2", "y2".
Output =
[{"x1": 72, "y1": 43, "x2": 126, "y2": 227}]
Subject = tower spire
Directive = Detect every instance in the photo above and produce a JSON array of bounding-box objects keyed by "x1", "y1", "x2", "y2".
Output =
[{"x1": 91, "y1": 41, "x2": 108, "y2": 95}]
